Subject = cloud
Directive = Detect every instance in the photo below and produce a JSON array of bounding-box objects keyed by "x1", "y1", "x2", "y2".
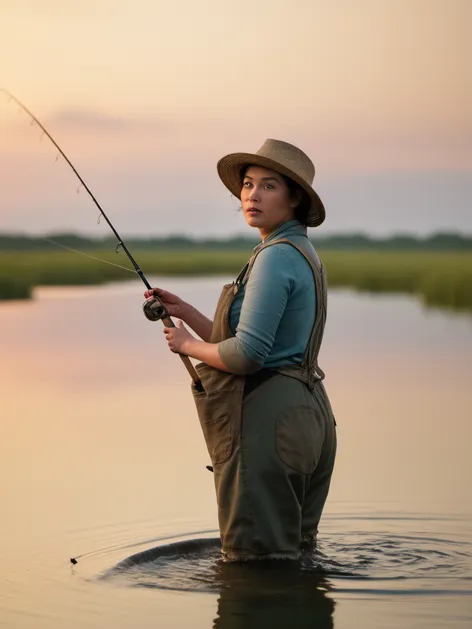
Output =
[{"x1": 48, "y1": 109, "x2": 130, "y2": 132}]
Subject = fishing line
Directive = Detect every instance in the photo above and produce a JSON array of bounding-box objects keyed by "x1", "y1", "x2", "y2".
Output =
[
  {"x1": 69, "y1": 528, "x2": 218, "y2": 565},
  {"x1": 1, "y1": 88, "x2": 203, "y2": 390},
  {"x1": 41, "y1": 237, "x2": 136, "y2": 273}
]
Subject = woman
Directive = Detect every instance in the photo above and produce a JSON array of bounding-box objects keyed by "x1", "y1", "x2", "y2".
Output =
[{"x1": 145, "y1": 139, "x2": 337, "y2": 561}]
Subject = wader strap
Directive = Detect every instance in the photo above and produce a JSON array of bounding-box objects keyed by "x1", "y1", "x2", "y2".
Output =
[
  {"x1": 241, "y1": 237, "x2": 327, "y2": 391},
  {"x1": 274, "y1": 238, "x2": 327, "y2": 390},
  {"x1": 235, "y1": 261, "x2": 251, "y2": 286}
]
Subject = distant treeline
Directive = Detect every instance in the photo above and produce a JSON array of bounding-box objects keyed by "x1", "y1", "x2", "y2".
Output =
[{"x1": 0, "y1": 232, "x2": 471, "y2": 251}]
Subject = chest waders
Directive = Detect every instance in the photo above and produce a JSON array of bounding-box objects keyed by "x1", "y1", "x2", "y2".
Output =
[{"x1": 192, "y1": 238, "x2": 337, "y2": 561}]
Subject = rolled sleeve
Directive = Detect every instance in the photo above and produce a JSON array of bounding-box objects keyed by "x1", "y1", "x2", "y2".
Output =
[
  {"x1": 218, "y1": 245, "x2": 296, "y2": 375},
  {"x1": 218, "y1": 337, "x2": 263, "y2": 375}
]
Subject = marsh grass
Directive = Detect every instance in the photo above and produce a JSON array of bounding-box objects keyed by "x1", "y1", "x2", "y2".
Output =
[
  {"x1": 0, "y1": 249, "x2": 471, "y2": 313},
  {"x1": 0, "y1": 275, "x2": 33, "y2": 300},
  {"x1": 319, "y1": 251, "x2": 472, "y2": 312}
]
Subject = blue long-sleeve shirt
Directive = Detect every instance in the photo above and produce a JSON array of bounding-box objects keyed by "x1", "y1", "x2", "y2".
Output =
[{"x1": 218, "y1": 220, "x2": 319, "y2": 375}]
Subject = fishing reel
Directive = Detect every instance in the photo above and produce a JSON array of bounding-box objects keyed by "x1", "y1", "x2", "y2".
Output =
[{"x1": 142, "y1": 296, "x2": 168, "y2": 322}]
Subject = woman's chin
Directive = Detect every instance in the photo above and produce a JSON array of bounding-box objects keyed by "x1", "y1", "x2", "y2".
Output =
[{"x1": 244, "y1": 215, "x2": 264, "y2": 229}]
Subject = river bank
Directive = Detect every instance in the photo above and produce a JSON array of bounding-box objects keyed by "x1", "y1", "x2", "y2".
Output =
[{"x1": 1, "y1": 249, "x2": 471, "y2": 312}]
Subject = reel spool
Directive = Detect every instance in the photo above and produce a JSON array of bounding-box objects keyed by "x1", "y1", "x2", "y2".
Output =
[{"x1": 142, "y1": 297, "x2": 167, "y2": 322}]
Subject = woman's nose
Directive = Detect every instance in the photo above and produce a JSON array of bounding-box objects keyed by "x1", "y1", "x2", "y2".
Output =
[{"x1": 249, "y1": 186, "x2": 260, "y2": 201}]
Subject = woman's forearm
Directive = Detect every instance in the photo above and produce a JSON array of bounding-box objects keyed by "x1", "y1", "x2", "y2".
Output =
[
  {"x1": 184, "y1": 338, "x2": 231, "y2": 372},
  {"x1": 180, "y1": 303, "x2": 213, "y2": 342}
]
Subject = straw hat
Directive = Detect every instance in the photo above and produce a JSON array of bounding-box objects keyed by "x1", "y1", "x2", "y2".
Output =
[{"x1": 217, "y1": 138, "x2": 325, "y2": 227}]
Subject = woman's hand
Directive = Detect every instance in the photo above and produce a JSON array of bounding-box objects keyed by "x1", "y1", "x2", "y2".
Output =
[
  {"x1": 143, "y1": 287, "x2": 187, "y2": 319},
  {"x1": 163, "y1": 320, "x2": 196, "y2": 355}
]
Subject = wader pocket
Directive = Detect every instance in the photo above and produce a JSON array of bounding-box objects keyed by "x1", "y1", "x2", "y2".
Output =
[
  {"x1": 192, "y1": 364, "x2": 245, "y2": 466},
  {"x1": 276, "y1": 406, "x2": 323, "y2": 475}
]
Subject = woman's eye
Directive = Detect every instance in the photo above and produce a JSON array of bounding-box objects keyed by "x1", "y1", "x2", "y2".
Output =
[
  {"x1": 243, "y1": 181, "x2": 252, "y2": 188},
  {"x1": 265, "y1": 184, "x2": 274, "y2": 190}
]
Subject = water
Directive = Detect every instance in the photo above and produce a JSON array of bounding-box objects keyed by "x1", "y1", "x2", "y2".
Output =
[{"x1": 1, "y1": 278, "x2": 471, "y2": 628}]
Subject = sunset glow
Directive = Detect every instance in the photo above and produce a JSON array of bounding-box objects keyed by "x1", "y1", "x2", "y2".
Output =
[{"x1": 1, "y1": 0, "x2": 470, "y2": 236}]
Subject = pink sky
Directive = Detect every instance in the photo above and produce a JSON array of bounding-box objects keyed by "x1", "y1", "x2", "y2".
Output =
[{"x1": 1, "y1": 0, "x2": 470, "y2": 236}]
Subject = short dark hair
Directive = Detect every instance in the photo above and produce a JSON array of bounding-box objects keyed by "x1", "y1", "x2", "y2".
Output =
[
  {"x1": 280, "y1": 174, "x2": 310, "y2": 226},
  {"x1": 240, "y1": 165, "x2": 310, "y2": 225}
]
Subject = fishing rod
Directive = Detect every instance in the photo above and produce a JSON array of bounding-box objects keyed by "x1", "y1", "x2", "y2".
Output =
[{"x1": 1, "y1": 88, "x2": 203, "y2": 392}]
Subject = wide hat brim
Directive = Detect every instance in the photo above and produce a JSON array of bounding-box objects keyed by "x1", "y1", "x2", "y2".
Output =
[{"x1": 217, "y1": 152, "x2": 326, "y2": 227}]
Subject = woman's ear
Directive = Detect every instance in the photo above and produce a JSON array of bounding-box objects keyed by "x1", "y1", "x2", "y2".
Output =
[{"x1": 289, "y1": 188, "x2": 302, "y2": 209}]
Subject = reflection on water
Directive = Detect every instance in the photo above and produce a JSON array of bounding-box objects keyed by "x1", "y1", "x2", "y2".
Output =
[
  {"x1": 102, "y1": 537, "x2": 335, "y2": 628},
  {"x1": 212, "y1": 561, "x2": 335, "y2": 629},
  {"x1": 99, "y1": 509, "x2": 471, "y2": 626},
  {"x1": 1, "y1": 279, "x2": 472, "y2": 629}
]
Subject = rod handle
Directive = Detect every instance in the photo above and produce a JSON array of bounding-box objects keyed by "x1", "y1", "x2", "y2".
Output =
[{"x1": 161, "y1": 315, "x2": 204, "y2": 391}]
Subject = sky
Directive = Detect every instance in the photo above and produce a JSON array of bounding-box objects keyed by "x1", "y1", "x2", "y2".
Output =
[{"x1": 0, "y1": 0, "x2": 470, "y2": 238}]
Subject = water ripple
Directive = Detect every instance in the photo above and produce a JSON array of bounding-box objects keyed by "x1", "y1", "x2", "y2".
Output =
[{"x1": 98, "y1": 523, "x2": 472, "y2": 597}]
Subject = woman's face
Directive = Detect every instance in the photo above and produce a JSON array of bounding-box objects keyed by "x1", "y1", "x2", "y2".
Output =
[{"x1": 240, "y1": 165, "x2": 297, "y2": 239}]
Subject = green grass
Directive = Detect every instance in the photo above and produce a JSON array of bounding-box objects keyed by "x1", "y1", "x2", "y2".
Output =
[
  {"x1": 0, "y1": 275, "x2": 33, "y2": 300},
  {"x1": 320, "y1": 251, "x2": 472, "y2": 312},
  {"x1": 1, "y1": 249, "x2": 471, "y2": 313}
]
